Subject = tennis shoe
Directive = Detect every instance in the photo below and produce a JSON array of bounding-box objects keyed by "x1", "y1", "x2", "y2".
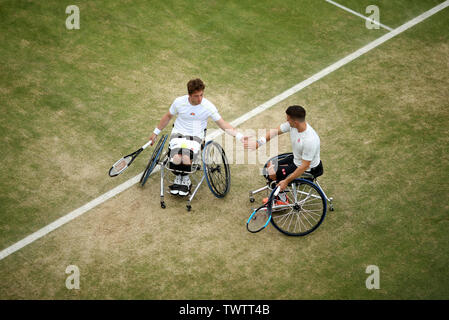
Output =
[
  {"x1": 169, "y1": 175, "x2": 182, "y2": 195},
  {"x1": 178, "y1": 175, "x2": 191, "y2": 196},
  {"x1": 262, "y1": 192, "x2": 289, "y2": 206}
]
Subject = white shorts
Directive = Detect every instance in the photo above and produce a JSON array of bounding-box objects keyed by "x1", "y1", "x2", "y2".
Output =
[{"x1": 169, "y1": 138, "x2": 201, "y2": 157}]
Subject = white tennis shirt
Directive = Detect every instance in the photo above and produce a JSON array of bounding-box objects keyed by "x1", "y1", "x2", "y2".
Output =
[
  {"x1": 280, "y1": 122, "x2": 321, "y2": 169},
  {"x1": 169, "y1": 95, "x2": 222, "y2": 139}
]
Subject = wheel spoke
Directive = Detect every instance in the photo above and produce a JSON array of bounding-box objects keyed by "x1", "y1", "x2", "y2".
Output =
[
  {"x1": 273, "y1": 207, "x2": 293, "y2": 226},
  {"x1": 293, "y1": 213, "x2": 300, "y2": 233},
  {"x1": 286, "y1": 212, "x2": 295, "y2": 231},
  {"x1": 298, "y1": 216, "x2": 308, "y2": 232},
  {"x1": 301, "y1": 208, "x2": 323, "y2": 218},
  {"x1": 299, "y1": 211, "x2": 315, "y2": 227}
]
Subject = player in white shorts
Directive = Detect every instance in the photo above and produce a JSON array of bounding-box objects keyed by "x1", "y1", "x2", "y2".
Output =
[
  {"x1": 149, "y1": 78, "x2": 246, "y2": 196},
  {"x1": 244, "y1": 105, "x2": 323, "y2": 203}
]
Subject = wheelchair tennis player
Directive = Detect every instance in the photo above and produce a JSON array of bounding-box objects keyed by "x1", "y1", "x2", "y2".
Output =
[
  {"x1": 149, "y1": 78, "x2": 247, "y2": 196},
  {"x1": 244, "y1": 105, "x2": 324, "y2": 204}
]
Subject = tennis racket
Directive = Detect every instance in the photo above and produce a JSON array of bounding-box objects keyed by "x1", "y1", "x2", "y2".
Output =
[
  {"x1": 246, "y1": 186, "x2": 280, "y2": 233},
  {"x1": 140, "y1": 134, "x2": 168, "y2": 186},
  {"x1": 109, "y1": 140, "x2": 153, "y2": 177}
]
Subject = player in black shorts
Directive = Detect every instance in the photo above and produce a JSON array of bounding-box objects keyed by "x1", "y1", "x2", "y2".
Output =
[
  {"x1": 271, "y1": 153, "x2": 323, "y2": 183},
  {"x1": 244, "y1": 105, "x2": 323, "y2": 201}
]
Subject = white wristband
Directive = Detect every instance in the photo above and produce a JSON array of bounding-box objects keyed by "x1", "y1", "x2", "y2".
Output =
[
  {"x1": 235, "y1": 132, "x2": 244, "y2": 141},
  {"x1": 257, "y1": 137, "x2": 267, "y2": 146},
  {"x1": 153, "y1": 128, "x2": 161, "y2": 135}
]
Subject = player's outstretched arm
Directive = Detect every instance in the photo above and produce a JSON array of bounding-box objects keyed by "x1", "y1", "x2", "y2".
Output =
[
  {"x1": 215, "y1": 118, "x2": 248, "y2": 142},
  {"x1": 277, "y1": 160, "x2": 311, "y2": 191},
  {"x1": 149, "y1": 111, "x2": 173, "y2": 145},
  {"x1": 243, "y1": 125, "x2": 284, "y2": 150}
]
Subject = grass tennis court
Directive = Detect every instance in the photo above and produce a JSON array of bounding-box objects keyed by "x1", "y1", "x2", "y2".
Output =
[{"x1": 0, "y1": 0, "x2": 448, "y2": 299}]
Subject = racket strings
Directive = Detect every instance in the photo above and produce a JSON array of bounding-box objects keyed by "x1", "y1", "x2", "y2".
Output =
[
  {"x1": 247, "y1": 207, "x2": 270, "y2": 232},
  {"x1": 110, "y1": 156, "x2": 132, "y2": 175}
]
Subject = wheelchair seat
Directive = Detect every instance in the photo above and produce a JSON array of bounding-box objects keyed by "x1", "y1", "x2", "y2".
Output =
[
  {"x1": 262, "y1": 152, "x2": 323, "y2": 184},
  {"x1": 139, "y1": 130, "x2": 231, "y2": 211},
  {"x1": 166, "y1": 128, "x2": 207, "y2": 175}
]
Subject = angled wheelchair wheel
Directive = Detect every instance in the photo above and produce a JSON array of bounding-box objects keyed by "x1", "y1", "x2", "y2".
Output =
[
  {"x1": 202, "y1": 141, "x2": 230, "y2": 198},
  {"x1": 268, "y1": 178, "x2": 327, "y2": 236},
  {"x1": 140, "y1": 134, "x2": 168, "y2": 187}
]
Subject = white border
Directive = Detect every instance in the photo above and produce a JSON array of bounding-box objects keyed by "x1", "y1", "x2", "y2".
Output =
[{"x1": 1, "y1": 0, "x2": 448, "y2": 261}]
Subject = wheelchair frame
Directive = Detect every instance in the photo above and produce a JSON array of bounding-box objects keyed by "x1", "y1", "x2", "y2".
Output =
[
  {"x1": 159, "y1": 147, "x2": 205, "y2": 211},
  {"x1": 140, "y1": 134, "x2": 231, "y2": 212},
  {"x1": 248, "y1": 153, "x2": 334, "y2": 236},
  {"x1": 249, "y1": 173, "x2": 334, "y2": 211}
]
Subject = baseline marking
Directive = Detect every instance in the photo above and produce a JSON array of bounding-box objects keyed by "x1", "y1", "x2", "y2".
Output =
[
  {"x1": 325, "y1": 0, "x2": 394, "y2": 31},
  {"x1": 1, "y1": 0, "x2": 448, "y2": 261}
]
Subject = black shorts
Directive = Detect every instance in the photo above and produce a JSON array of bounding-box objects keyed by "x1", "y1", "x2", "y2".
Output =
[
  {"x1": 274, "y1": 154, "x2": 298, "y2": 180},
  {"x1": 273, "y1": 154, "x2": 324, "y2": 181}
]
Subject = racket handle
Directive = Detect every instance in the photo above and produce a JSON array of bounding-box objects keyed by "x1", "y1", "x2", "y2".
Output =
[
  {"x1": 274, "y1": 186, "x2": 281, "y2": 197},
  {"x1": 142, "y1": 140, "x2": 153, "y2": 149}
]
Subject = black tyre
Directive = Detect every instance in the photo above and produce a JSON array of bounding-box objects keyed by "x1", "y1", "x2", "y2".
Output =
[
  {"x1": 202, "y1": 141, "x2": 230, "y2": 198},
  {"x1": 140, "y1": 134, "x2": 168, "y2": 187}
]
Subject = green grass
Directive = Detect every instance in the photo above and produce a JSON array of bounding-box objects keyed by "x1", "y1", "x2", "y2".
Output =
[
  {"x1": 0, "y1": 0, "x2": 448, "y2": 299},
  {"x1": 335, "y1": 0, "x2": 444, "y2": 28},
  {"x1": 0, "y1": 0, "x2": 387, "y2": 249}
]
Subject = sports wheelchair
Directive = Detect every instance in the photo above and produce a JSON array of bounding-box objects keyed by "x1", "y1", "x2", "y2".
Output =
[
  {"x1": 248, "y1": 153, "x2": 334, "y2": 236},
  {"x1": 139, "y1": 133, "x2": 231, "y2": 211}
]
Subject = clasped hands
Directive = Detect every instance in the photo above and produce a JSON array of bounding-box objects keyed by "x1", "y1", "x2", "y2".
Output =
[{"x1": 241, "y1": 136, "x2": 260, "y2": 150}]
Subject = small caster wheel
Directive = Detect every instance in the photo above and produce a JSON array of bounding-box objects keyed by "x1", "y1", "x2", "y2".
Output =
[
  {"x1": 249, "y1": 197, "x2": 255, "y2": 203},
  {"x1": 330, "y1": 206, "x2": 334, "y2": 211},
  {"x1": 161, "y1": 201, "x2": 166, "y2": 209},
  {"x1": 186, "y1": 205, "x2": 192, "y2": 212}
]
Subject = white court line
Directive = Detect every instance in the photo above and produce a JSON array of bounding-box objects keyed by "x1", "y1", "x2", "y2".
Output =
[
  {"x1": 325, "y1": 0, "x2": 394, "y2": 31},
  {"x1": 1, "y1": 0, "x2": 448, "y2": 262}
]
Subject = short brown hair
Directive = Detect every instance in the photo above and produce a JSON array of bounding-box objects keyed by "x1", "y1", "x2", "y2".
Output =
[
  {"x1": 187, "y1": 78, "x2": 205, "y2": 95},
  {"x1": 286, "y1": 105, "x2": 306, "y2": 121}
]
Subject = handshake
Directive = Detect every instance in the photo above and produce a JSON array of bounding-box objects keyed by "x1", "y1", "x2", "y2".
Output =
[{"x1": 240, "y1": 135, "x2": 266, "y2": 150}]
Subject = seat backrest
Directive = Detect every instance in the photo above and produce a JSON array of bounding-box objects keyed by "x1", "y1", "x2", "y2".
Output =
[
  {"x1": 263, "y1": 152, "x2": 293, "y2": 170},
  {"x1": 263, "y1": 153, "x2": 319, "y2": 183}
]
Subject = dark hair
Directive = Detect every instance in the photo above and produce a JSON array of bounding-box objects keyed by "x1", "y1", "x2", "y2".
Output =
[
  {"x1": 187, "y1": 78, "x2": 205, "y2": 95},
  {"x1": 286, "y1": 105, "x2": 306, "y2": 121}
]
